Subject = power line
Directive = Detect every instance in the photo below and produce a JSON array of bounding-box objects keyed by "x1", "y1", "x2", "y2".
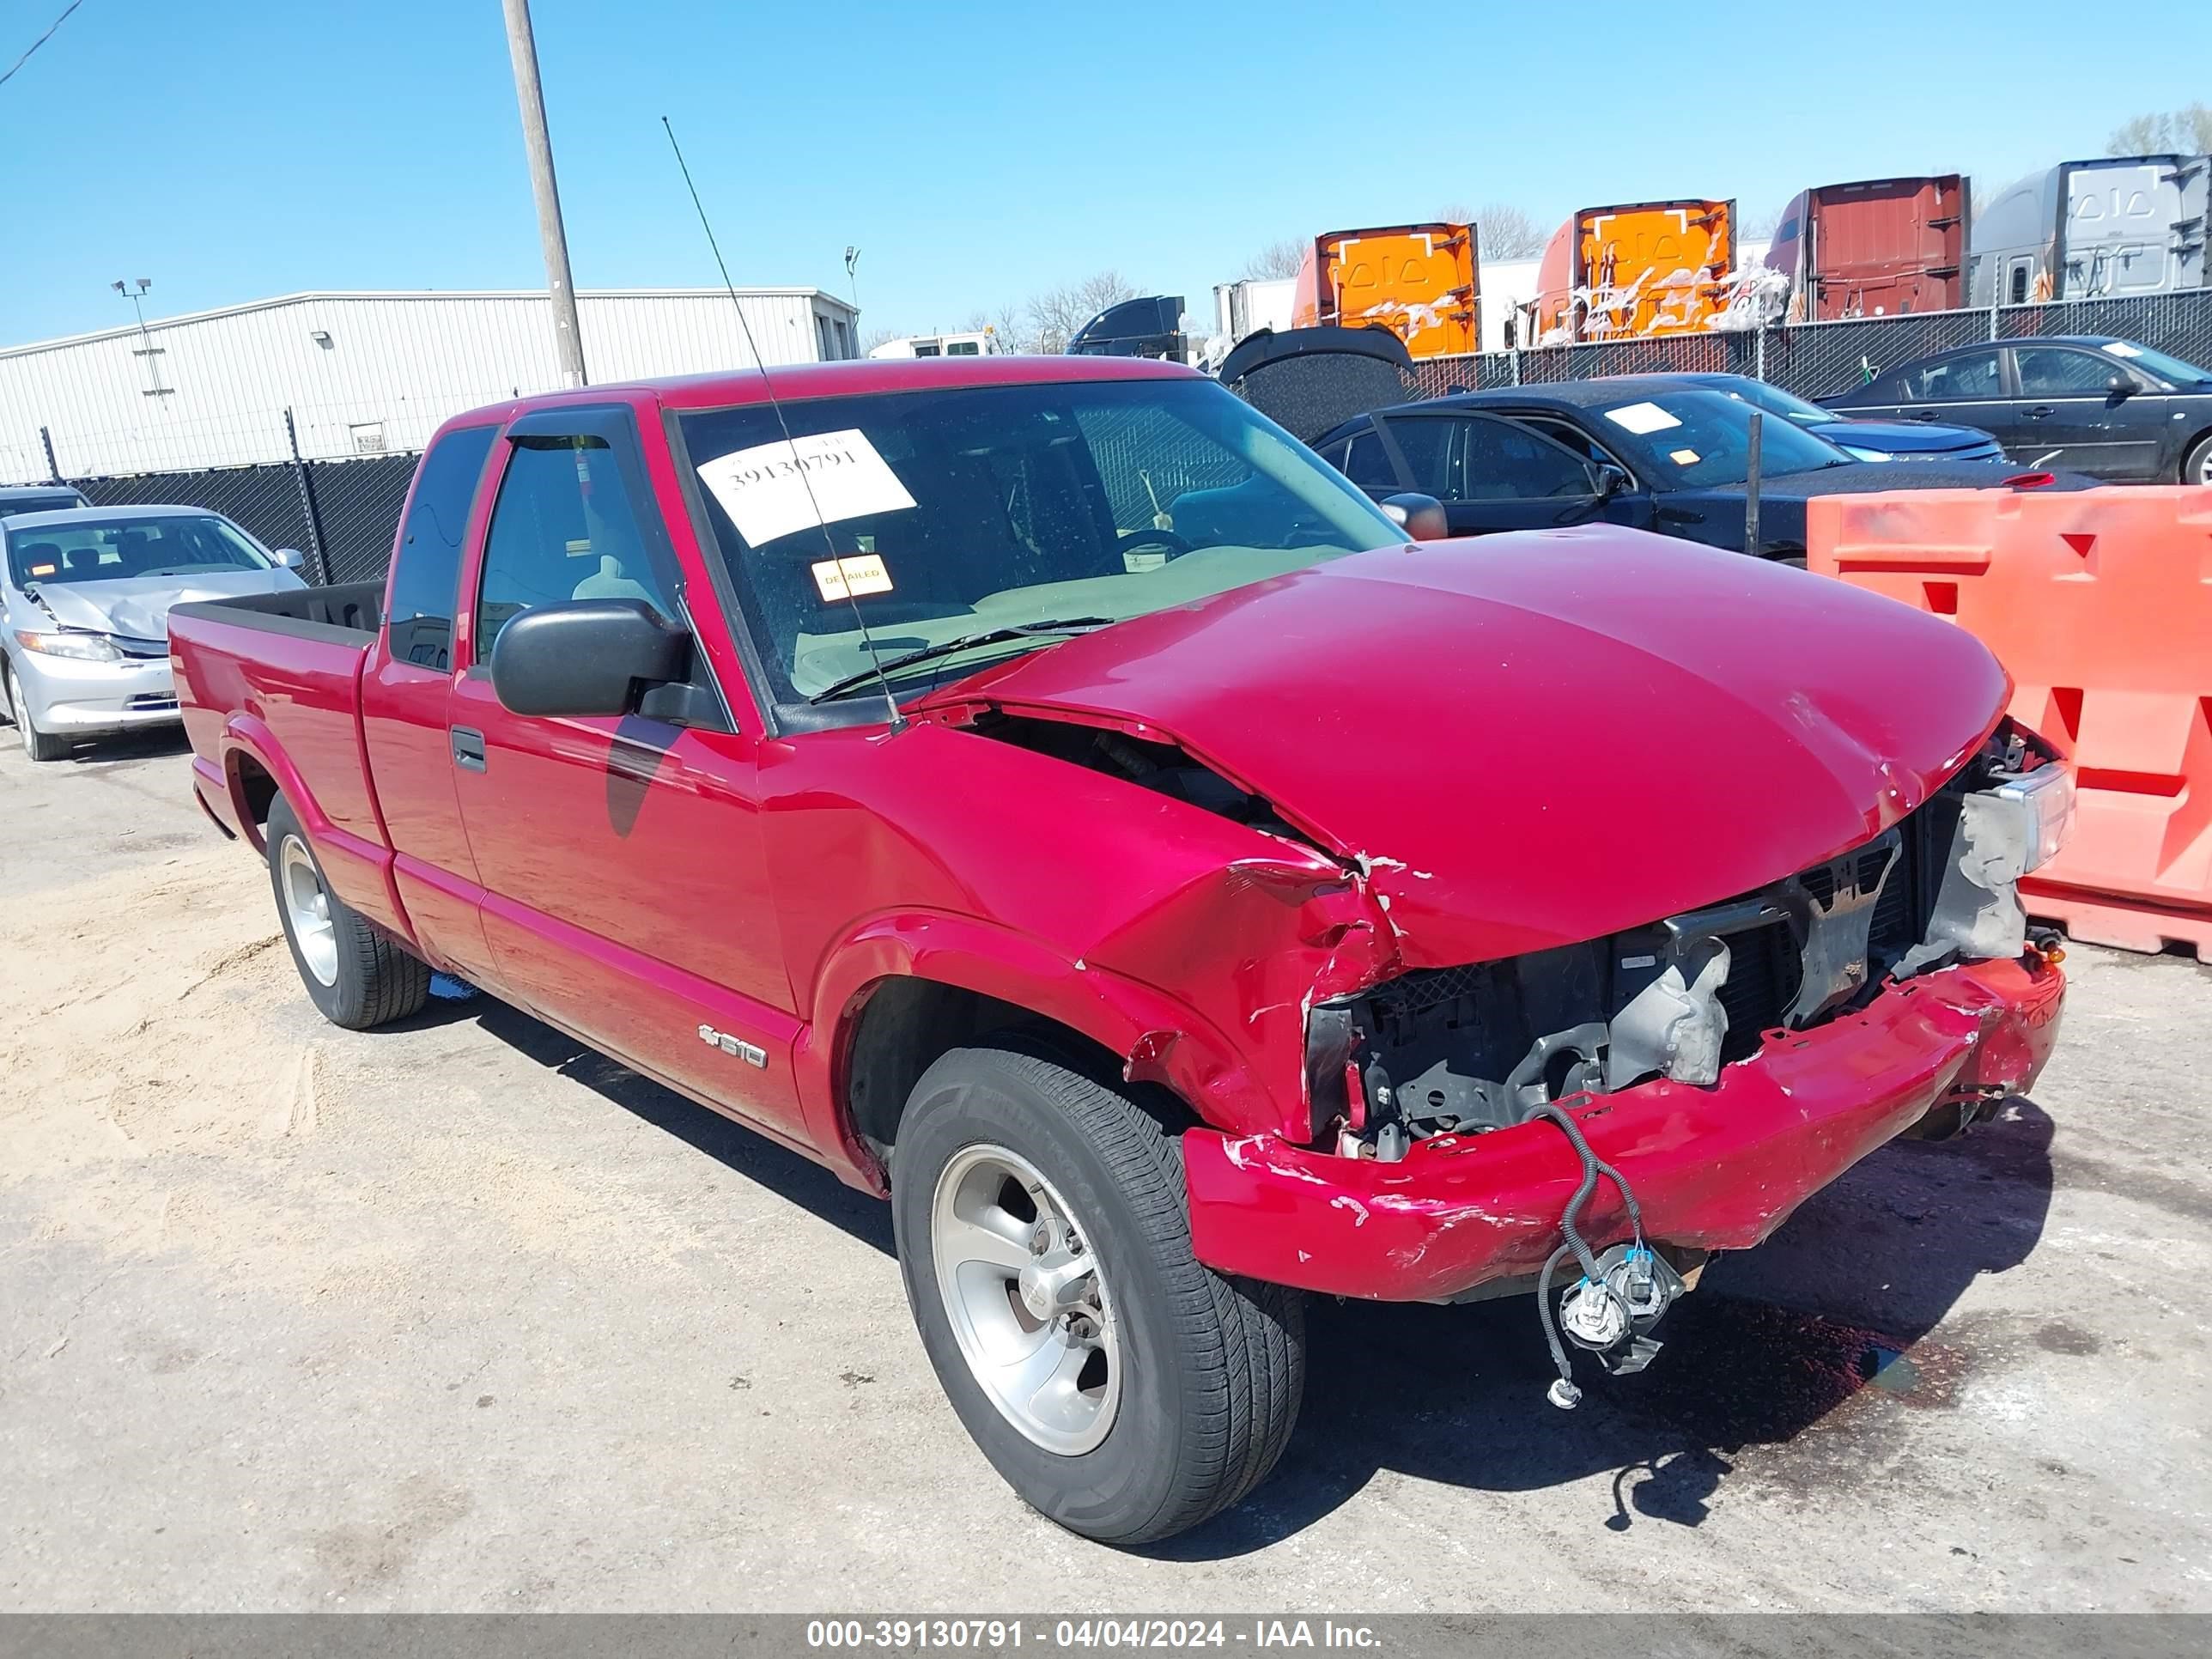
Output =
[{"x1": 0, "y1": 0, "x2": 85, "y2": 91}]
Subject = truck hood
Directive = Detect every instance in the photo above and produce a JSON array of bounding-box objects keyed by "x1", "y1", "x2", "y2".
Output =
[
  {"x1": 929, "y1": 528, "x2": 2009, "y2": 966},
  {"x1": 25, "y1": 568, "x2": 301, "y2": 641}
]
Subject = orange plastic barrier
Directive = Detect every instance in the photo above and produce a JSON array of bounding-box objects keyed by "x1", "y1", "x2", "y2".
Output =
[{"x1": 1808, "y1": 486, "x2": 2212, "y2": 960}]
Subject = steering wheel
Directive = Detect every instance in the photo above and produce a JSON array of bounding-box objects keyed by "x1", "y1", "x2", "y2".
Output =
[{"x1": 1115, "y1": 526, "x2": 1193, "y2": 561}]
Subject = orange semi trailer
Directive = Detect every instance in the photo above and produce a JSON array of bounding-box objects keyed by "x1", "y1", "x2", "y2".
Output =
[
  {"x1": 1532, "y1": 199, "x2": 1737, "y2": 342},
  {"x1": 1290, "y1": 222, "x2": 1480, "y2": 358}
]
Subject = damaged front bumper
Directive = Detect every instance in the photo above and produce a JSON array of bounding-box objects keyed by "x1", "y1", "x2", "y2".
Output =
[{"x1": 1182, "y1": 952, "x2": 2063, "y2": 1303}]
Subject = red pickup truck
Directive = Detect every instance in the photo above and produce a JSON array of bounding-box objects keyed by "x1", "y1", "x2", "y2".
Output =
[{"x1": 171, "y1": 355, "x2": 2070, "y2": 1545}]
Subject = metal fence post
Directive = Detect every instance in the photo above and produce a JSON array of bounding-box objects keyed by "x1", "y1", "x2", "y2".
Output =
[
  {"x1": 1754, "y1": 325, "x2": 1767, "y2": 384},
  {"x1": 40, "y1": 425, "x2": 61, "y2": 484},
  {"x1": 1510, "y1": 346, "x2": 1521, "y2": 387},
  {"x1": 284, "y1": 408, "x2": 331, "y2": 586}
]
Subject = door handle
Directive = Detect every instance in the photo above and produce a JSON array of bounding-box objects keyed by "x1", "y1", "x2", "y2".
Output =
[
  {"x1": 451, "y1": 727, "x2": 487, "y2": 773},
  {"x1": 2024, "y1": 405, "x2": 2054, "y2": 419}
]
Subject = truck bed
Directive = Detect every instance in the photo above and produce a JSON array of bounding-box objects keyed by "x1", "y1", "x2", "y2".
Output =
[
  {"x1": 170, "y1": 580, "x2": 396, "y2": 927},
  {"x1": 169, "y1": 580, "x2": 386, "y2": 643}
]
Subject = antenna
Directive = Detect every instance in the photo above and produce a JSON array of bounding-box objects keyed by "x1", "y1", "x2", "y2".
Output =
[{"x1": 661, "y1": 115, "x2": 904, "y2": 733}]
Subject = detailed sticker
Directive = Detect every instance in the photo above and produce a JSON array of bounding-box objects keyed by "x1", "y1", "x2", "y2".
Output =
[
  {"x1": 696, "y1": 428, "x2": 916, "y2": 548},
  {"x1": 1602, "y1": 401, "x2": 1682, "y2": 434},
  {"x1": 811, "y1": 553, "x2": 894, "y2": 602},
  {"x1": 1668, "y1": 447, "x2": 1701, "y2": 465}
]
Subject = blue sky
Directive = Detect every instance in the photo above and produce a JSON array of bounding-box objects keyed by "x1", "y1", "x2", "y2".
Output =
[{"x1": 3, "y1": 0, "x2": 2207, "y2": 347}]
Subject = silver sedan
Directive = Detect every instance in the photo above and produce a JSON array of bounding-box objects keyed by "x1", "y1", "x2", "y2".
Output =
[{"x1": 0, "y1": 504, "x2": 307, "y2": 762}]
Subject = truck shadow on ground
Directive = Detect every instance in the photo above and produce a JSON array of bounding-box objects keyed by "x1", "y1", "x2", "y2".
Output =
[
  {"x1": 457, "y1": 997, "x2": 896, "y2": 1254},
  {"x1": 409, "y1": 993, "x2": 2054, "y2": 1557},
  {"x1": 1155, "y1": 1097, "x2": 2057, "y2": 1559}
]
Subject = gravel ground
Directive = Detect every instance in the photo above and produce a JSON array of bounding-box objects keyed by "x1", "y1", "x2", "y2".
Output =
[{"x1": 2, "y1": 731, "x2": 2208, "y2": 1613}]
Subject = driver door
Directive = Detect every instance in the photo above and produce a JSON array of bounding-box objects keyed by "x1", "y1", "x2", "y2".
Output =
[{"x1": 447, "y1": 405, "x2": 809, "y2": 1149}]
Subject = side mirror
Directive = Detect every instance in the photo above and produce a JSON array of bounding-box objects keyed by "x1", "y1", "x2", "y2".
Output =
[
  {"x1": 272, "y1": 547, "x2": 306, "y2": 570},
  {"x1": 1379, "y1": 492, "x2": 1450, "y2": 541},
  {"x1": 1593, "y1": 464, "x2": 1632, "y2": 499},
  {"x1": 489, "y1": 599, "x2": 690, "y2": 719},
  {"x1": 2106, "y1": 374, "x2": 2135, "y2": 398}
]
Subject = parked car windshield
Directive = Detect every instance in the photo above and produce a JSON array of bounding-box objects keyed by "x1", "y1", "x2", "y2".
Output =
[
  {"x1": 677, "y1": 377, "x2": 1404, "y2": 703},
  {"x1": 1591, "y1": 389, "x2": 1852, "y2": 487},
  {"x1": 2099, "y1": 340, "x2": 2212, "y2": 387},
  {"x1": 0, "y1": 492, "x2": 88, "y2": 519},
  {"x1": 1711, "y1": 379, "x2": 1842, "y2": 428},
  {"x1": 5, "y1": 514, "x2": 272, "y2": 587}
]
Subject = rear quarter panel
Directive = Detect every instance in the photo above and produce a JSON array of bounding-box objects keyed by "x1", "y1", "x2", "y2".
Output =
[{"x1": 172, "y1": 609, "x2": 403, "y2": 933}]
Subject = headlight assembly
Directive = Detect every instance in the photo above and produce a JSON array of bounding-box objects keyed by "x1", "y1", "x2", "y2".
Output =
[
  {"x1": 14, "y1": 629, "x2": 125, "y2": 663},
  {"x1": 1996, "y1": 762, "x2": 2075, "y2": 873}
]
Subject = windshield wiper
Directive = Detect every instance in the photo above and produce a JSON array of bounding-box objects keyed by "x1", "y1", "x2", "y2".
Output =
[{"x1": 805, "y1": 617, "x2": 1115, "y2": 705}]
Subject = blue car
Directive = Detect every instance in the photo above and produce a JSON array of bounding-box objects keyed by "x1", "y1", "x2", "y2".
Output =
[{"x1": 1673, "y1": 373, "x2": 2005, "y2": 463}]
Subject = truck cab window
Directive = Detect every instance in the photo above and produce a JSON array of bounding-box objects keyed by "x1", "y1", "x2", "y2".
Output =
[
  {"x1": 477, "y1": 436, "x2": 677, "y2": 657},
  {"x1": 387, "y1": 425, "x2": 495, "y2": 670}
]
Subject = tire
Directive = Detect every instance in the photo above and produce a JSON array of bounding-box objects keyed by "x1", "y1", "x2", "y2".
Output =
[
  {"x1": 2185, "y1": 433, "x2": 2212, "y2": 487},
  {"x1": 5, "y1": 664, "x2": 70, "y2": 762},
  {"x1": 265, "y1": 794, "x2": 429, "y2": 1030},
  {"x1": 890, "y1": 1040, "x2": 1304, "y2": 1546}
]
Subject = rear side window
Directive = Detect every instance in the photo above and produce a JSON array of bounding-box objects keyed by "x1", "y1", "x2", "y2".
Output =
[
  {"x1": 1901, "y1": 350, "x2": 2000, "y2": 402},
  {"x1": 387, "y1": 425, "x2": 495, "y2": 669},
  {"x1": 476, "y1": 436, "x2": 675, "y2": 657}
]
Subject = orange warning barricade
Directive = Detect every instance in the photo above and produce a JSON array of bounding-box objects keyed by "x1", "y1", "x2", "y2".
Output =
[{"x1": 1808, "y1": 486, "x2": 2212, "y2": 960}]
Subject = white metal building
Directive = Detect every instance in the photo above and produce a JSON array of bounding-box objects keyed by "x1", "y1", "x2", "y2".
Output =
[{"x1": 0, "y1": 288, "x2": 862, "y2": 482}]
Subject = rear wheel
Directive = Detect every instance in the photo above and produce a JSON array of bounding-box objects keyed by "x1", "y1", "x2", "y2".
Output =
[
  {"x1": 3, "y1": 664, "x2": 69, "y2": 762},
  {"x1": 266, "y1": 795, "x2": 428, "y2": 1029},
  {"x1": 890, "y1": 1041, "x2": 1304, "y2": 1545},
  {"x1": 2185, "y1": 434, "x2": 2212, "y2": 487}
]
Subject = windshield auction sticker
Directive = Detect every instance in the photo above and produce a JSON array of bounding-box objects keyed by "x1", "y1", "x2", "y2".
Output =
[
  {"x1": 696, "y1": 429, "x2": 917, "y2": 548},
  {"x1": 1602, "y1": 400, "x2": 1683, "y2": 434},
  {"x1": 811, "y1": 554, "x2": 894, "y2": 602}
]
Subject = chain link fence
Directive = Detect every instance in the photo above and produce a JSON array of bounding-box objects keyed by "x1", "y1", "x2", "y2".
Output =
[{"x1": 1409, "y1": 287, "x2": 2212, "y2": 404}]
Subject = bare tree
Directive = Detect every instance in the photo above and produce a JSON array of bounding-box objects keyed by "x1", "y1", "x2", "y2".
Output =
[
  {"x1": 1737, "y1": 202, "x2": 1784, "y2": 241},
  {"x1": 992, "y1": 301, "x2": 1030, "y2": 354},
  {"x1": 1242, "y1": 239, "x2": 1306, "y2": 280},
  {"x1": 1027, "y1": 271, "x2": 1138, "y2": 353},
  {"x1": 2107, "y1": 104, "x2": 2212, "y2": 155},
  {"x1": 1442, "y1": 204, "x2": 1547, "y2": 258},
  {"x1": 859, "y1": 326, "x2": 902, "y2": 356}
]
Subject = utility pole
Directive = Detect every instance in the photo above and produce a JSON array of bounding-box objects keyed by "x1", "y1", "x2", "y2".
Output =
[{"x1": 501, "y1": 0, "x2": 587, "y2": 387}]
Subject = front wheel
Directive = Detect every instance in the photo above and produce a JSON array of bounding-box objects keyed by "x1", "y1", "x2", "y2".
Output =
[
  {"x1": 890, "y1": 1042, "x2": 1304, "y2": 1545},
  {"x1": 4, "y1": 663, "x2": 70, "y2": 762},
  {"x1": 265, "y1": 794, "x2": 428, "y2": 1029},
  {"x1": 2185, "y1": 434, "x2": 2212, "y2": 487}
]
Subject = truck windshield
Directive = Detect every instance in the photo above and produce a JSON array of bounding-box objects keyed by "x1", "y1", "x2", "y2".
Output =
[
  {"x1": 677, "y1": 377, "x2": 1404, "y2": 704},
  {"x1": 1593, "y1": 389, "x2": 1852, "y2": 488},
  {"x1": 7, "y1": 514, "x2": 272, "y2": 587}
]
